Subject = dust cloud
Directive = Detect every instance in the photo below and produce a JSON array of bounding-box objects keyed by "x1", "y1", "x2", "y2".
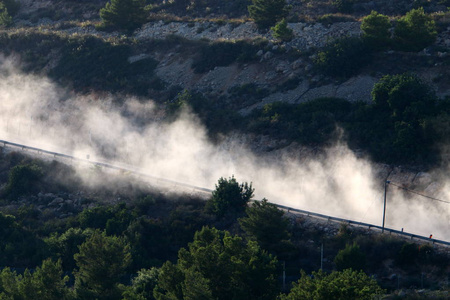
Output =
[{"x1": 0, "y1": 57, "x2": 448, "y2": 240}]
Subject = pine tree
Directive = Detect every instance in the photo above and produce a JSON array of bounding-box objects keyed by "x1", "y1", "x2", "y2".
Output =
[
  {"x1": 99, "y1": 0, "x2": 147, "y2": 31},
  {"x1": 271, "y1": 18, "x2": 294, "y2": 42},
  {"x1": 248, "y1": 0, "x2": 289, "y2": 29}
]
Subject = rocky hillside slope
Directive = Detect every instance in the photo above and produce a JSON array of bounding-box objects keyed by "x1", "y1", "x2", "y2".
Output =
[{"x1": 2, "y1": 0, "x2": 450, "y2": 195}]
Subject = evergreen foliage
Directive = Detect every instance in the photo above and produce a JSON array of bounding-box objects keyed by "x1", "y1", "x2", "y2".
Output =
[
  {"x1": 280, "y1": 269, "x2": 384, "y2": 300},
  {"x1": 154, "y1": 226, "x2": 279, "y2": 300},
  {"x1": 74, "y1": 230, "x2": 132, "y2": 300},
  {"x1": 99, "y1": 0, "x2": 147, "y2": 31},
  {"x1": 0, "y1": 3, "x2": 12, "y2": 27},
  {"x1": 334, "y1": 242, "x2": 366, "y2": 271},
  {"x1": 271, "y1": 18, "x2": 294, "y2": 42},
  {"x1": 361, "y1": 11, "x2": 391, "y2": 50},
  {"x1": 239, "y1": 199, "x2": 290, "y2": 252},
  {"x1": 314, "y1": 37, "x2": 372, "y2": 78},
  {"x1": 123, "y1": 267, "x2": 160, "y2": 300},
  {"x1": 206, "y1": 176, "x2": 254, "y2": 217},
  {"x1": 248, "y1": 0, "x2": 289, "y2": 29},
  {"x1": 394, "y1": 7, "x2": 437, "y2": 52},
  {"x1": 5, "y1": 163, "x2": 43, "y2": 198},
  {"x1": 0, "y1": 259, "x2": 71, "y2": 300}
]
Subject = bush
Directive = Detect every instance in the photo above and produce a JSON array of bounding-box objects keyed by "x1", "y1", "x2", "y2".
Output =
[
  {"x1": 99, "y1": 0, "x2": 148, "y2": 31},
  {"x1": 248, "y1": 98, "x2": 352, "y2": 145},
  {"x1": 334, "y1": 242, "x2": 366, "y2": 271},
  {"x1": 191, "y1": 40, "x2": 261, "y2": 73},
  {"x1": 361, "y1": 11, "x2": 391, "y2": 50},
  {"x1": 154, "y1": 227, "x2": 278, "y2": 300},
  {"x1": 239, "y1": 199, "x2": 290, "y2": 252},
  {"x1": 248, "y1": 0, "x2": 289, "y2": 29},
  {"x1": 314, "y1": 37, "x2": 372, "y2": 78},
  {"x1": 5, "y1": 163, "x2": 43, "y2": 198},
  {"x1": 271, "y1": 18, "x2": 293, "y2": 42},
  {"x1": 280, "y1": 269, "x2": 384, "y2": 300},
  {"x1": 205, "y1": 176, "x2": 254, "y2": 218},
  {"x1": 394, "y1": 7, "x2": 437, "y2": 52},
  {"x1": 371, "y1": 73, "x2": 436, "y2": 120},
  {"x1": 50, "y1": 35, "x2": 158, "y2": 95},
  {"x1": 0, "y1": 2, "x2": 12, "y2": 27}
]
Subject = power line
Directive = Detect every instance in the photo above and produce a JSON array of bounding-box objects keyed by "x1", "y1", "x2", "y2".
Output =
[{"x1": 388, "y1": 181, "x2": 450, "y2": 204}]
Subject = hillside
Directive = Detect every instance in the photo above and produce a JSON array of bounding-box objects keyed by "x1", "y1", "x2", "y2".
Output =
[{"x1": 0, "y1": 0, "x2": 449, "y2": 298}]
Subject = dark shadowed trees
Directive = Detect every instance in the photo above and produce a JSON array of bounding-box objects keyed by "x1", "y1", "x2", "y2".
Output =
[{"x1": 154, "y1": 226, "x2": 279, "y2": 300}]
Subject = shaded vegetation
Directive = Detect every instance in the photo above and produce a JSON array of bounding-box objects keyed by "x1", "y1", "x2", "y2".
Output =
[{"x1": 0, "y1": 150, "x2": 448, "y2": 298}]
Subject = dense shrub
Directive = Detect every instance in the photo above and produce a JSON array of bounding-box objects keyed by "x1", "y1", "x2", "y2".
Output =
[
  {"x1": 168, "y1": 89, "x2": 243, "y2": 135},
  {"x1": 248, "y1": 0, "x2": 289, "y2": 29},
  {"x1": 205, "y1": 176, "x2": 254, "y2": 218},
  {"x1": 192, "y1": 40, "x2": 262, "y2": 73},
  {"x1": 334, "y1": 242, "x2": 366, "y2": 271},
  {"x1": 51, "y1": 35, "x2": 158, "y2": 95},
  {"x1": 361, "y1": 10, "x2": 391, "y2": 50},
  {"x1": 0, "y1": 212, "x2": 47, "y2": 267},
  {"x1": 0, "y1": 3, "x2": 12, "y2": 27},
  {"x1": 394, "y1": 7, "x2": 437, "y2": 52},
  {"x1": 280, "y1": 269, "x2": 384, "y2": 300},
  {"x1": 99, "y1": 0, "x2": 147, "y2": 31},
  {"x1": 239, "y1": 199, "x2": 291, "y2": 254},
  {"x1": 5, "y1": 163, "x2": 43, "y2": 198},
  {"x1": 154, "y1": 226, "x2": 279, "y2": 300},
  {"x1": 248, "y1": 98, "x2": 352, "y2": 145},
  {"x1": 271, "y1": 18, "x2": 293, "y2": 42},
  {"x1": 314, "y1": 37, "x2": 372, "y2": 78}
]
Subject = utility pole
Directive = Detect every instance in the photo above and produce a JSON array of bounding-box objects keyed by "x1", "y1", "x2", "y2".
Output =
[
  {"x1": 382, "y1": 180, "x2": 390, "y2": 233},
  {"x1": 320, "y1": 243, "x2": 323, "y2": 270}
]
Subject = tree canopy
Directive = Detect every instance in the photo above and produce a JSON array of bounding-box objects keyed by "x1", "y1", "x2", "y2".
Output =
[
  {"x1": 361, "y1": 10, "x2": 391, "y2": 50},
  {"x1": 248, "y1": 0, "x2": 289, "y2": 29},
  {"x1": 74, "y1": 230, "x2": 132, "y2": 300},
  {"x1": 280, "y1": 269, "x2": 384, "y2": 300},
  {"x1": 206, "y1": 176, "x2": 254, "y2": 217},
  {"x1": 154, "y1": 226, "x2": 279, "y2": 300},
  {"x1": 99, "y1": 0, "x2": 147, "y2": 31},
  {"x1": 394, "y1": 7, "x2": 437, "y2": 52},
  {"x1": 239, "y1": 199, "x2": 290, "y2": 252}
]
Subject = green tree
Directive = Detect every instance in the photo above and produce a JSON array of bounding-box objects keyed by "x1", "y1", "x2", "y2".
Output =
[
  {"x1": 0, "y1": 3, "x2": 12, "y2": 27},
  {"x1": 74, "y1": 230, "x2": 132, "y2": 300},
  {"x1": 271, "y1": 18, "x2": 294, "y2": 42},
  {"x1": 334, "y1": 242, "x2": 366, "y2": 271},
  {"x1": 0, "y1": 259, "x2": 71, "y2": 300},
  {"x1": 314, "y1": 37, "x2": 372, "y2": 78},
  {"x1": 154, "y1": 226, "x2": 278, "y2": 300},
  {"x1": 206, "y1": 176, "x2": 254, "y2": 217},
  {"x1": 45, "y1": 228, "x2": 92, "y2": 271},
  {"x1": 394, "y1": 7, "x2": 437, "y2": 52},
  {"x1": 370, "y1": 73, "x2": 437, "y2": 162},
  {"x1": 239, "y1": 199, "x2": 290, "y2": 252},
  {"x1": 248, "y1": 0, "x2": 289, "y2": 29},
  {"x1": 5, "y1": 163, "x2": 43, "y2": 198},
  {"x1": 28, "y1": 259, "x2": 71, "y2": 300},
  {"x1": 361, "y1": 11, "x2": 391, "y2": 50},
  {"x1": 99, "y1": 0, "x2": 147, "y2": 31},
  {"x1": 122, "y1": 268, "x2": 160, "y2": 300},
  {"x1": 280, "y1": 269, "x2": 384, "y2": 300},
  {"x1": 372, "y1": 73, "x2": 436, "y2": 120}
]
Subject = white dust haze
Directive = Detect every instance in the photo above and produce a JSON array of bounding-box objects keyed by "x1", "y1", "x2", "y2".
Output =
[{"x1": 0, "y1": 57, "x2": 449, "y2": 240}]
